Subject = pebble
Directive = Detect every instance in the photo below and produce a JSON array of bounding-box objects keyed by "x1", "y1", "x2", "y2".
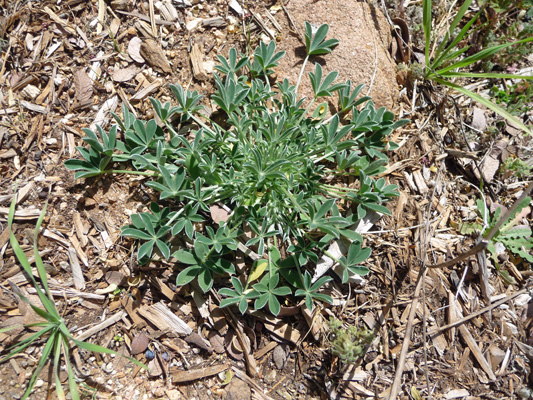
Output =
[
  {"x1": 273, "y1": 345, "x2": 287, "y2": 370},
  {"x1": 263, "y1": 370, "x2": 277, "y2": 385},
  {"x1": 102, "y1": 362, "x2": 114, "y2": 373}
]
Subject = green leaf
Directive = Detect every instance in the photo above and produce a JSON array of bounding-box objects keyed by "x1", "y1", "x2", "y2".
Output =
[
  {"x1": 197, "y1": 268, "x2": 213, "y2": 292},
  {"x1": 435, "y1": 37, "x2": 533, "y2": 76},
  {"x1": 177, "y1": 265, "x2": 202, "y2": 286},
  {"x1": 422, "y1": 0, "x2": 432, "y2": 66},
  {"x1": 268, "y1": 294, "x2": 282, "y2": 316},
  {"x1": 249, "y1": 259, "x2": 268, "y2": 284},
  {"x1": 304, "y1": 22, "x2": 339, "y2": 56},
  {"x1": 173, "y1": 249, "x2": 198, "y2": 265}
]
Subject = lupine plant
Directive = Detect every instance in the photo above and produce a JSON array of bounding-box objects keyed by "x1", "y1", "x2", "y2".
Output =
[{"x1": 66, "y1": 23, "x2": 408, "y2": 315}]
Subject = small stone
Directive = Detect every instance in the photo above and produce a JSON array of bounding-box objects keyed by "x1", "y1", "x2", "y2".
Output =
[
  {"x1": 263, "y1": 370, "x2": 277, "y2": 385},
  {"x1": 167, "y1": 389, "x2": 181, "y2": 400},
  {"x1": 223, "y1": 378, "x2": 251, "y2": 400},
  {"x1": 145, "y1": 350, "x2": 156, "y2": 360},
  {"x1": 273, "y1": 345, "x2": 287, "y2": 370},
  {"x1": 34, "y1": 379, "x2": 44, "y2": 388},
  {"x1": 21, "y1": 84, "x2": 41, "y2": 100}
]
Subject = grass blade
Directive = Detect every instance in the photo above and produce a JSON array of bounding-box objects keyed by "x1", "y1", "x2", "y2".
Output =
[
  {"x1": 54, "y1": 334, "x2": 67, "y2": 400},
  {"x1": 432, "y1": 13, "x2": 482, "y2": 69},
  {"x1": 436, "y1": 37, "x2": 533, "y2": 75},
  {"x1": 32, "y1": 202, "x2": 56, "y2": 306},
  {"x1": 21, "y1": 330, "x2": 57, "y2": 400},
  {"x1": 71, "y1": 337, "x2": 149, "y2": 370},
  {"x1": 434, "y1": 0, "x2": 476, "y2": 62},
  {"x1": 8, "y1": 197, "x2": 58, "y2": 317},
  {"x1": 61, "y1": 337, "x2": 80, "y2": 400},
  {"x1": 1, "y1": 325, "x2": 54, "y2": 362},
  {"x1": 435, "y1": 77, "x2": 532, "y2": 135},
  {"x1": 439, "y1": 71, "x2": 533, "y2": 79},
  {"x1": 422, "y1": 0, "x2": 432, "y2": 66},
  {"x1": 448, "y1": 0, "x2": 474, "y2": 36}
]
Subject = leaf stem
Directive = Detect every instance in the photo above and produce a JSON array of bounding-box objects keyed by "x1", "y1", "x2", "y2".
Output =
[
  {"x1": 104, "y1": 169, "x2": 159, "y2": 177},
  {"x1": 295, "y1": 55, "x2": 309, "y2": 97}
]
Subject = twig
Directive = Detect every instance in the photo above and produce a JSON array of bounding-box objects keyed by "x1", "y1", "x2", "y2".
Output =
[
  {"x1": 390, "y1": 169, "x2": 442, "y2": 399},
  {"x1": 281, "y1": 5, "x2": 302, "y2": 42},
  {"x1": 74, "y1": 311, "x2": 126, "y2": 341},
  {"x1": 211, "y1": 289, "x2": 258, "y2": 377},
  {"x1": 388, "y1": 263, "x2": 426, "y2": 400},
  {"x1": 232, "y1": 366, "x2": 276, "y2": 400},
  {"x1": 149, "y1": 0, "x2": 157, "y2": 38},
  {"x1": 428, "y1": 287, "x2": 529, "y2": 338}
]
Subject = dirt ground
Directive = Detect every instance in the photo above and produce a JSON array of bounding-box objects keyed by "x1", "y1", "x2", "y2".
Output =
[{"x1": 1, "y1": 0, "x2": 533, "y2": 399}]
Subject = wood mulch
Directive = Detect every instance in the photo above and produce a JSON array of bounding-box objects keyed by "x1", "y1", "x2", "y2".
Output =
[{"x1": 0, "y1": 0, "x2": 532, "y2": 399}]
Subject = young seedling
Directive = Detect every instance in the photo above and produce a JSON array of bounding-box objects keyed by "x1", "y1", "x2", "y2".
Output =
[{"x1": 1, "y1": 188, "x2": 147, "y2": 399}]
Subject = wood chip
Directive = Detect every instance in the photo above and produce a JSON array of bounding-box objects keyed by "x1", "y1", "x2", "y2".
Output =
[
  {"x1": 202, "y1": 17, "x2": 226, "y2": 28},
  {"x1": 75, "y1": 311, "x2": 126, "y2": 341},
  {"x1": 91, "y1": 95, "x2": 118, "y2": 130},
  {"x1": 68, "y1": 246, "x2": 85, "y2": 290},
  {"x1": 26, "y1": 287, "x2": 105, "y2": 302},
  {"x1": 0, "y1": 206, "x2": 41, "y2": 220},
  {"x1": 412, "y1": 169, "x2": 428, "y2": 194},
  {"x1": 43, "y1": 6, "x2": 76, "y2": 35},
  {"x1": 111, "y1": 65, "x2": 140, "y2": 82},
  {"x1": 0, "y1": 149, "x2": 17, "y2": 159},
  {"x1": 140, "y1": 39, "x2": 171, "y2": 73},
  {"x1": 445, "y1": 389, "x2": 470, "y2": 399},
  {"x1": 128, "y1": 37, "x2": 145, "y2": 63},
  {"x1": 20, "y1": 101, "x2": 47, "y2": 114},
  {"x1": 190, "y1": 43, "x2": 207, "y2": 81},
  {"x1": 130, "y1": 81, "x2": 161, "y2": 102},
  {"x1": 454, "y1": 301, "x2": 497, "y2": 381},
  {"x1": 171, "y1": 363, "x2": 229, "y2": 383},
  {"x1": 137, "y1": 302, "x2": 192, "y2": 335}
]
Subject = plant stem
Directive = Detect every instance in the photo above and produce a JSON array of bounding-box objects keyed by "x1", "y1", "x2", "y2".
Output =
[
  {"x1": 295, "y1": 55, "x2": 309, "y2": 97},
  {"x1": 105, "y1": 169, "x2": 159, "y2": 177},
  {"x1": 191, "y1": 114, "x2": 217, "y2": 136},
  {"x1": 323, "y1": 249, "x2": 343, "y2": 265}
]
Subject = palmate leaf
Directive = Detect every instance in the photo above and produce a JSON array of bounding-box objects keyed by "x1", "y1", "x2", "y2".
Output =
[
  {"x1": 304, "y1": 22, "x2": 339, "y2": 56},
  {"x1": 170, "y1": 84, "x2": 204, "y2": 118},
  {"x1": 338, "y1": 80, "x2": 369, "y2": 113},
  {"x1": 337, "y1": 242, "x2": 371, "y2": 283},
  {"x1": 309, "y1": 63, "x2": 345, "y2": 98},
  {"x1": 215, "y1": 48, "x2": 249, "y2": 77},
  {"x1": 251, "y1": 41, "x2": 285, "y2": 76},
  {"x1": 64, "y1": 153, "x2": 112, "y2": 179},
  {"x1": 295, "y1": 271, "x2": 333, "y2": 310}
]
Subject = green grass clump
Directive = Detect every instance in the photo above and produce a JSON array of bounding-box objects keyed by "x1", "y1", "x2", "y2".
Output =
[
  {"x1": 421, "y1": 0, "x2": 533, "y2": 134},
  {"x1": 1, "y1": 188, "x2": 147, "y2": 399}
]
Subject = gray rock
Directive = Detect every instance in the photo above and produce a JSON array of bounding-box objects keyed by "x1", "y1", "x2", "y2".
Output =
[{"x1": 277, "y1": 0, "x2": 398, "y2": 110}]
